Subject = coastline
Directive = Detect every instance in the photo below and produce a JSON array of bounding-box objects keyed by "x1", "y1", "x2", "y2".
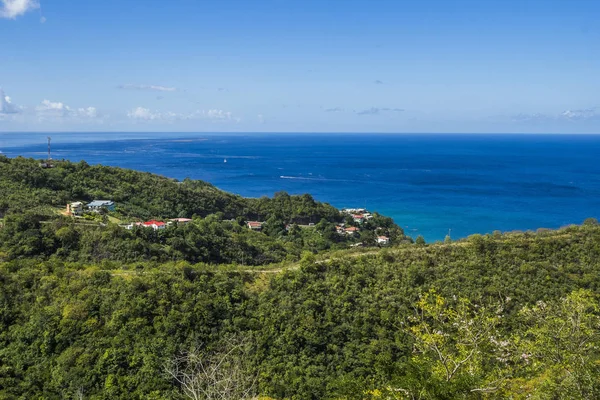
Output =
[{"x1": 2, "y1": 133, "x2": 599, "y2": 242}]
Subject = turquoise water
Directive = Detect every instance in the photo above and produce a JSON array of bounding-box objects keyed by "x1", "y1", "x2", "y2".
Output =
[{"x1": 1, "y1": 132, "x2": 599, "y2": 241}]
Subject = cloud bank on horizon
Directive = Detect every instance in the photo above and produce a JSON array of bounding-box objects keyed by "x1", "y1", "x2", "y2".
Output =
[
  {"x1": 127, "y1": 107, "x2": 238, "y2": 122},
  {"x1": 1, "y1": 84, "x2": 598, "y2": 132},
  {"x1": 118, "y1": 84, "x2": 177, "y2": 92},
  {"x1": 1, "y1": 0, "x2": 599, "y2": 133}
]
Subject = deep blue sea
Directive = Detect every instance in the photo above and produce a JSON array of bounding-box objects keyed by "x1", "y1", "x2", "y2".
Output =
[{"x1": 1, "y1": 132, "x2": 599, "y2": 242}]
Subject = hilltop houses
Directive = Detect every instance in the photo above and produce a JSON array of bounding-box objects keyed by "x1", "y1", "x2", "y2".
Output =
[
  {"x1": 65, "y1": 200, "x2": 116, "y2": 216},
  {"x1": 66, "y1": 202, "x2": 84, "y2": 217},
  {"x1": 341, "y1": 207, "x2": 393, "y2": 244},
  {"x1": 342, "y1": 208, "x2": 373, "y2": 224},
  {"x1": 88, "y1": 200, "x2": 115, "y2": 212},
  {"x1": 343, "y1": 208, "x2": 367, "y2": 214}
]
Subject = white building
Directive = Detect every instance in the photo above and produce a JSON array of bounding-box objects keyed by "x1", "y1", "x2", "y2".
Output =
[
  {"x1": 87, "y1": 200, "x2": 115, "y2": 212},
  {"x1": 125, "y1": 220, "x2": 167, "y2": 231},
  {"x1": 377, "y1": 236, "x2": 390, "y2": 245},
  {"x1": 67, "y1": 202, "x2": 84, "y2": 216}
]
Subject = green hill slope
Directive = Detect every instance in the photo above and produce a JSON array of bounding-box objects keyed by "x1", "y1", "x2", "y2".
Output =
[
  {"x1": 2, "y1": 222, "x2": 600, "y2": 399},
  {"x1": 0, "y1": 156, "x2": 337, "y2": 222},
  {"x1": 0, "y1": 156, "x2": 404, "y2": 265}
]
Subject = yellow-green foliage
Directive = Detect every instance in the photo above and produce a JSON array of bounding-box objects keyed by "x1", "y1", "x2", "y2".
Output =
[{"x1": 2, "y1": 203, "x2": 600, "y2": 398}]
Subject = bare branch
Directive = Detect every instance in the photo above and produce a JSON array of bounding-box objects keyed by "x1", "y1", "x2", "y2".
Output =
[{"x1": 164, "y1": 336, "x2": 257, "y2": 400}]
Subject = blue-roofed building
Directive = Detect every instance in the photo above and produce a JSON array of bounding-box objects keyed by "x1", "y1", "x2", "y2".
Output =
[{"x1": 87, "y1": 200, "x2": 115, "y2": 212}]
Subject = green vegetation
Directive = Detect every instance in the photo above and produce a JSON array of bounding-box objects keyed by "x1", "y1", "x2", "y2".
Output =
[
  {"x1": 2, "y1": 156, "x2": 600, "y2": 399},
  {"x1": 0, "y1": 156, "x2": 404, "y2": 265}
]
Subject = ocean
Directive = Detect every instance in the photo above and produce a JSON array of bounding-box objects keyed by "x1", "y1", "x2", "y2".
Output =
[{"x1": 1, "y1": 132, "x2": 599, "y2": 242}]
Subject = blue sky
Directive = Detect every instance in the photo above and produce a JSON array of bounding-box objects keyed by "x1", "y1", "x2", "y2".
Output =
[{"x1": 0, "y1": 0, "x2": 599, "y2": 133}]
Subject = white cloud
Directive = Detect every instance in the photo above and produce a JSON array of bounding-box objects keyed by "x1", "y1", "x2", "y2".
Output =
[
  {"x1": 0, "y1": 0, "x2": 39, "y2": 19},
  {"x1": 511, "y1": 113, "x2": 549, "y2": 122},
  {"x1": 512, "y1": 107, "x2": 600, "y2": 122},
  {"x1": 206, "y1": 109, "x2": 233, "y2": 120},
  {"x1": 77, "y1": 107, "x2": 98, "y2": 118},
  {"x1": 0, "y1": 88, "x2": 20, "y2": 114},
  {"x1": 119, "y1": 84, "x2": 177, "y2": 92},
  {"x1": 356, "y1": 107, "x2": 404, "y2": 115},
  {"x1": 204, "y1": 109, "x2": 240, "y2": 122},
  {"x1": 127, "y1": 107, "x2": 160, "y2": 120},
  {"x1": 127, "y1": 107, "x2": 239, "y2": 123},
  {"x1": 36, "y1": 99, "x2": 100, "y2": 120},
  {"x1": 127, "y1": 107, "x2": 187, "y2": 121},
  {"x1": 37, "y1": 99, "x2": 66, "y2": 112},
  {"x1": 561, "y1": 108, "x2": 599, "y2": 120}
]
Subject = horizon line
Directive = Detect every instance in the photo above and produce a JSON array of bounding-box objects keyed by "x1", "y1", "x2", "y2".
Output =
[{"x1": 1, "y1": 131, "x2": 600, "y2": 135}]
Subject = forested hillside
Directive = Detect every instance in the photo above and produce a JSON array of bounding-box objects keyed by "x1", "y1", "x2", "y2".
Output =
[
  {"x1": 0, "y1": 156, "x2": 404, "y2": 265},
  {"x1": 0, "y1": 155, "x2": 340, "y2": 222},
  {"x1": 2, "y1": 218, "x2": 600, "y2": 399}
]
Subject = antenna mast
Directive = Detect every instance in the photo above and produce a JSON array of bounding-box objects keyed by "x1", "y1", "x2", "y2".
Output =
[{"x1": 47, "y1": 136, "x2": 52, "y2": 160}]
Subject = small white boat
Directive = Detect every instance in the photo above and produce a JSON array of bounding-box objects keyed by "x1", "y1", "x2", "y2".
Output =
[{"x1": 224, "y1": 159, "x2": 227, "y2": 163}]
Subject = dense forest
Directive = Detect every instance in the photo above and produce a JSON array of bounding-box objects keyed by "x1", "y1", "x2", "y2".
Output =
[{"x1": 2, "y1": 156, "x2": 600, "y2": 399}]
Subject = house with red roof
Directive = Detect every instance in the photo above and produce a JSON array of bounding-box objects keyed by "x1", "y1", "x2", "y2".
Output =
[
  {"x1": 125, "y1": 220, "x2": 167, "y2": 230},
  {"x1": 352, "y1": 214, "x2": 366, "y2": 223},
  {"x1": 143, "y1": 220, "x2": 166, "y2": 230},
  {"x1": 345, "y1": 226, "x2": 359, "y2": 235}
]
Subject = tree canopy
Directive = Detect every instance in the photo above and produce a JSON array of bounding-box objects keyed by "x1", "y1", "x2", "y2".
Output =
[{"x1": 2, "y1": 156, "x2": 600, "y2": 399}]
